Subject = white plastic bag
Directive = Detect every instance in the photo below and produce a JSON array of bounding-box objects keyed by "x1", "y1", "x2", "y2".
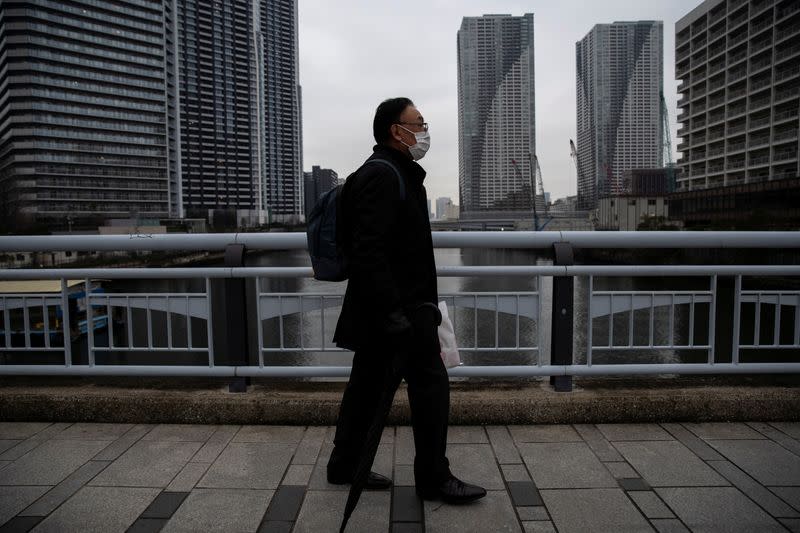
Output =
[{"x1": 437, "y1": 301, "x2": 461, "y2": 368}]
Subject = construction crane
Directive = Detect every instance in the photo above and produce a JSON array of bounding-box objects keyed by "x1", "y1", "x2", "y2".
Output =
[
  {"x1": 660, "y1": 91, "x2": 676, "y2": 192},
  {"x1": 570, "y1": 140, "x2": 583, "y2": 208},
  {"x1": 512, "y1": 155, "x2": 550, "y2": 231},
  {"x1": 532, "y1": 154, "x2": 549, "y2": 218}
]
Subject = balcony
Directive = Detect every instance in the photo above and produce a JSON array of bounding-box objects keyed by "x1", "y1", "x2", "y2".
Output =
[
  {"x1": 709, "y1": 129, "x2": 725, "y2": 140},
  {"x1": 728, "y1": 141, "x2": 746, "y2": 152},
  {"x1": 775, "y1": 86, "x2": 799, "y2": 102},
  {"x1": 677, "y1": 47, "x2": 691, "y2": 61},
  {"x1": 727, "y1": 159, "x2": 746, "y2": 169},
  {"x1": 728, "y1": 105, "x2": 747, "y2": 118},
  {"x1": 749, "y1": 155, "x2": 771, "y2": 166},
  {"x1": 709, "y1": 61, "x2": 726, "y2": 74},
  {"x1": 778, "y1": 3, "x2": 800, "y2": 21},
  {"x1": 750, "y1": 116, "x2": 772, "y2": 128},
  {"x1": 776, "y1": 24, "x2": 800, "y2": 43},
  {"x1": 774, "y1": 109, "x2": 800, "y2": 123},
  {"x1": 750, "y1": 96, "x2": 772, "y2": 110},
  {"x1": 775, "y1": 66, "x2": 800, "y2": 82},
  {"x1": 774, "y1": 150, "x2": 798, "y2": 161},
  {"x1": 749, "y1": 135, "x2": 770, "y2": 148},
  {"x1": 776, "y1": 44, "x2": 800, "y2": 62},
  {"x1": 751, "y1": 77, "x2": 773, "y2": 92},
  {"x1": 707, "y1": 163, "x2": 725, "y2": 173},
  {"x1": 751, "y1": 38, "x2": 774, "y2": 54},
  {"x1": 727, "y1": 123, "x2": 747, "y2": 135},
  {"x1": 692, "y1": 120, "x2": 708, "y2": 131},
  {"x1": 750, "y1": 20, "x2": 774, "y2": 38},
  {"x1": 728, "y1": 14, "x2": 748, "y2": 31},
  {"x1": 728, "y1": 69, "x2": 747, "y2": 83},
  {"x1": 774, "y1": 128, "x2": 799, "y2": 142},
  {"x1": 728, "y1": 50, "x2": 748, "y2": 65},
  {"x1": 708, "y1": 42, "x2": 726, "y2": 59},
  {"x1": 729, "y1": 32, "x2": 748, "y2": 47},
  {"x1": 709, "y1": 95, "x2": 726, "y2": 109}
]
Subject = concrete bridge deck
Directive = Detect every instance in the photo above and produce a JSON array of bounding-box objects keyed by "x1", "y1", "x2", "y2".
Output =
[{"x1": 1, "y1": 420, "x2": 799, "y2": 532}]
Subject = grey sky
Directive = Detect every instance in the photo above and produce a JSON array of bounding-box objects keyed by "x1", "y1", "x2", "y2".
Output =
[{"x1": 298, "y1": 0, "x2": 699, "y2": 204}]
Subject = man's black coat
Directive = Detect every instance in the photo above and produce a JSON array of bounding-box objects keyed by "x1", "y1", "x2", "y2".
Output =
[{"x1": 333, "y1": 144, "x2": 438, "y2": 351}]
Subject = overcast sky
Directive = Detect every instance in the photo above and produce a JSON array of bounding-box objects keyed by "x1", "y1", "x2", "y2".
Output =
[{"x1": 298, "y1": 0, "x2": 700, "y2": 204}]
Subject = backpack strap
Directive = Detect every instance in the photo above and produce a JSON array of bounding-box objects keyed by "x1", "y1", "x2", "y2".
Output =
[{"x1": 363, "y1": 158, "x2": 406, "y2": 200}]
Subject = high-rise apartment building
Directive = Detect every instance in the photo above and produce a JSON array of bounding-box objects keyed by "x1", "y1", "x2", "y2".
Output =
[
  {"x1": 175, "y1": 0, "x2": 301, "y2": 225},
  {"x1": 0, "y1": 0, "x2": 171, "y2": 231},
  {"x1": 675, "y1": 0, "x2": 799, "y2": 191},
  {"x1": 262, "y1": 0, "x2": 302, "y2": 223},
  {"x1": 457, "y1": 14, "x2": 536, "y2": 217},
  {"x1": 435, "y1": 196, "x2": 452, "y2": 219},
  {"x1": 575, "y1": 21, "x2": 664, "y2": 209}
]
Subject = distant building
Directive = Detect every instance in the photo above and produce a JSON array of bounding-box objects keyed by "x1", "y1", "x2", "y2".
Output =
[
  {"x1": 0, "y1": 0, "x2": 171, "y2": 232},
  {"x1": 427, "y1": 199, "x2": 433, "y2": 219},
  {"x1": 576, "y1": 21, "x2": 664, "y2": 209},
  {"x1": 457, "y1": 14, "x2": 536, "y2": 217},
  {"x1": 674, "y1": 0, "x2": 799, "y2": 192},
  {"x1": 624, "y1": 168, "x2": 672, "y2": 196},
  {"x1": 444, "y1": 203, "x2": 460, "y2": 221},
  {"x1": 596, "y1": 196, "x2": 670, "y2": 231},
  {"x1": 303, "y1": 166, "x2": 338, "y2": 215},
  {"x1": 436, "y1": 197, "x2": 452, "y2": 219}
]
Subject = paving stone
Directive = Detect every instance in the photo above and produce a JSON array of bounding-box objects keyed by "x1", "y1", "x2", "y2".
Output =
[
  {"x1": 262, "y1": 485, "x2": 305, "y2": 522},
  {"x1": 447, "y1": 426, "x2": 488, "y2": 443},
  {"x1": 291, "y1": 427, "x2": 326, "y2": 465},
  {"x1": 502, "y1": 464, "x2": 531, "y2": 482},
  {"x1": 394, "y1": 464, "x2": 414, "y2": 486},
  {"x1": 141, "y1": 424, "x2": 217, "y2": 443},
  {"x1": 165, "y1": 462, "x2": 210, "y2": 493},
  {"x1": 770, "y1": 487, "x2": 800, "y2": 513},
  {"x1": 0, "y1": 440, "x2": 108, "y2": 486},
  {"x1": 519, "y1": 442, "x2": 617, "y2": 489},
  {"x1": 391, "y1": 486, "x2": 422, "y2": 523},
  {"x1": 160, "y1": 488, "x2": 272, "y2": 533},
  {"x1": 140, "y1": 491, "x2": 189, "y2": 519},
  {"x1": 258, "y1": 521, "x2": 292, "y2": 533},
  {"x1": 769, "y1": 422, "x2": 800, "y2": 440},
  {"x1": 682, "y1": 422, "x2": 764, "y2": 440},
  {"x1": 619, "y1": 478, "x2": 651, "y2": 491},
  {"x1": 391, "y1": 523, "x2": 423, "y2": 533},
  {"x1": 780, "y1": 518, "x2": 800, "y2": 533},
  {"x1": 508, "y1": 481, "x2": 543, "y2": 506},
  {"x1": 198, "y1": 443, "x2": 294, "y2": 490},
  {"x1": 28, "y1": 424, "x2": 70, "y2": 441},
  {"x1": 447, "y1": 444, "x2": 504, "y2": 490},
  {"x1": 661, "y1": 423, "x2": 725, "y2": 461},
  {"x1": 0, "y1": 462, "x2": 9, "y2": 472},
  {"x1": 0, "y1": 441, "x2": 40, "y2": 462},
  {"x1": 541, "y1": 488, "x2": 652, "y2": 533},
  {"x1": 597, "y1": 424, "x2": 672, "y2": 441},
  {"x1": 373, "y1": 442, "x2": 394, "y2": 481},
  {"x1": 32, "y1": 486, "x2": 159, "y2": 533},
  {"x1": 0, "y1": 442, "x2": 19, "y2": 455},
  {"x1": 126, "y1": 518, "x2": 167, "y2": 533},
  {"x1": 614, "y1": 441, "x2": 728, "y2": 487},
  {"x1": 627, "y1": 491, "x2": 674, "y2": 519},
  {"x1": 52, "y1": 423, "x2": 132, "y2": 441},
  {"x1": 294, "y1": 490, "x2": 389, "y2": 533},
  {"x1": 522, "y1": 521, "x2": 556, "y2": 533},
  {"x1": 282, "y1": 464, "x2": 313, "y2": 486},
  {"x1": 190, "y1": 426, "x2": 238, "y2": 464},
  {"x1": 517, "y1": 506, "x2": 549, "y2": 521},
  {"x1": 605, "y1": 461, "x2": 639, "y2": 479},
  {"x1": 92, "y1": 424, "x2": 152, "y2": 462},
  {"x1": 656, "y1": 487, "x2": 785, "y2": 533},
  {"x1": 748, "y1": 422, "x2": 800, "y2": 457},
  {"x1": 307, "y1": 444, "x2": 333, "y2": 490},
  {"x1": 0, "y1": 516, "x2": 43, "y2": 532},
  {"x1": 708, "y1": 460, "x2": 799, "y2": 518},
  {"x1": 573, "y1": 425, "x2": 624, "y2": 462},
  {"x1": 650, "y1": 518, "x2": 690, "y2": 533},
  {"x1": 487, "y1": 426, "x2": 522, "y2": 464},
  {"x1": 20, "y1": 460, "x2": 109, "y2": 516},
  {"x1": 395, "y1": 427, "x2": 414, "y2": 465},
  {"x1": 233, "y1": 426, "x2": 305, "y2": 444},
  {"x1": 708, "y1": 439, "x2": 800, "y2": 486},
  {"x1": 0, "y1": 423, "x2": 50, "y2": 440},
  {"x1": 90, "y1": 441, "x2": 201, "y2": 488},
  {"x1": 509, "y1": 425, "x2": 582, "y2": 443},
  {"x1": 425, "y1": 490, "x2": 520, "y2": 532},
  {"x1": 0, "y1": 487, "x2": 49, "y2": 527}
]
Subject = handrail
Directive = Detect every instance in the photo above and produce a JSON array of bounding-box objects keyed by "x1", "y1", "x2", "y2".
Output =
[{"x1": 1, "y1": 231, "x2": 800, "y2": 252}]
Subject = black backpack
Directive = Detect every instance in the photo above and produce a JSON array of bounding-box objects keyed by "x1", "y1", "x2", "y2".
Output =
[{"x1": 307, "y1": 158, "x2": 405, "y2": 281}]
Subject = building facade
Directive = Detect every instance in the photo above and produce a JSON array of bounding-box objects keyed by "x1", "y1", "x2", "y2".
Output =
[
  {"x1": 675, "y1": 0, "x2": 799, "y2": 192},
  {"x1": 435, "y1": 196, "x2": 452, "y2": 219},
  {"x1": 575, "y1": 21, "x2": 664, "y2": 209},
  {"x1": 457, "y1": 14, "x2": 536, "y2": 217},
  {"x1": 0, "y1": 0, "x2": 171, "y2": 231}
]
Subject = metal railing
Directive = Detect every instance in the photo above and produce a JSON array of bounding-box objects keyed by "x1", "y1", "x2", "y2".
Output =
[{"x1": 1, "y1": 232, "x2": 799, "y2": 382}]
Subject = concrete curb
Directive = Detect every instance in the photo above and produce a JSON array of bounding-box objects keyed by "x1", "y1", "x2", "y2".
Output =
[{"x1": 1, "y1": 379, "x2": 799, "y2": 424}]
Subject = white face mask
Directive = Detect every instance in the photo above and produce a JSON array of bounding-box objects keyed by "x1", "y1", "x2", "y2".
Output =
[{"x1": 398, "y1": 125, "x2": 431, "y2": 161}]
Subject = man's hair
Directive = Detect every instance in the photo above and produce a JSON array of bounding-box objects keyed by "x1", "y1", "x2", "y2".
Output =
[{"x1": 373, "y1": 97, "x2": 414, "y2": 144}]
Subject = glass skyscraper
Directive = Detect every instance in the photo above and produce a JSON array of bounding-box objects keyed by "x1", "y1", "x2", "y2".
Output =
[
  {"x1": 575, "y1": 21, "x2": 664, "y2": 209},
  {"x1": 457, "y1": 14, "x2": 536, "y2": 217},
  {"x1": 0, "y1": 0, "x2": 171, "y2": 231}
]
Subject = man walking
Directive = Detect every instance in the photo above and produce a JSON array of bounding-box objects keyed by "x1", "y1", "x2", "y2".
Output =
[{"x1": 327, "y1": 97, "x2": 486, "y2": 504}]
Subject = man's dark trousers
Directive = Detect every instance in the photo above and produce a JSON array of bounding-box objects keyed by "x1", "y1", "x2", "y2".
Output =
[{"x1": 328, "y1": 338, "x2": 450, "y2": 488}]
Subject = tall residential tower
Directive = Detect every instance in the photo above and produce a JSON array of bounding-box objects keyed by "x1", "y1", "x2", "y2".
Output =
[
  {"x1": 457, "y1": 14, "x2": 536, "y2": 218},
  {"x1": 575, "y1": 21, "x2": 664, "y2": 209}
]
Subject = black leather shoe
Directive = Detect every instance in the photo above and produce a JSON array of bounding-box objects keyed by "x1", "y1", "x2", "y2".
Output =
[
  {"x1": 327, "y1": 470, "x2": 392, "y2": 490},
  {"x1": 416, "y1": 475, "x2": 487, "y2": 504}
]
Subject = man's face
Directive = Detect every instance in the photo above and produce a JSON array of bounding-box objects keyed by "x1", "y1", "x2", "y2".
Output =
[{"x1": 392, "y1": 105, "x2": 427, "y2": 147}]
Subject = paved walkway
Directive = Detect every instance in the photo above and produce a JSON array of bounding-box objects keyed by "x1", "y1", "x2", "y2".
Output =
[{"x1": 0, "y1": 422, "x2": 799, "y2": 532}]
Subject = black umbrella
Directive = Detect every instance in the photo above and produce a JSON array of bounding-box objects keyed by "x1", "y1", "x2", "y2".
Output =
[{"x1": 339, "y1": 348, "x2": 407, "y2": 533}]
